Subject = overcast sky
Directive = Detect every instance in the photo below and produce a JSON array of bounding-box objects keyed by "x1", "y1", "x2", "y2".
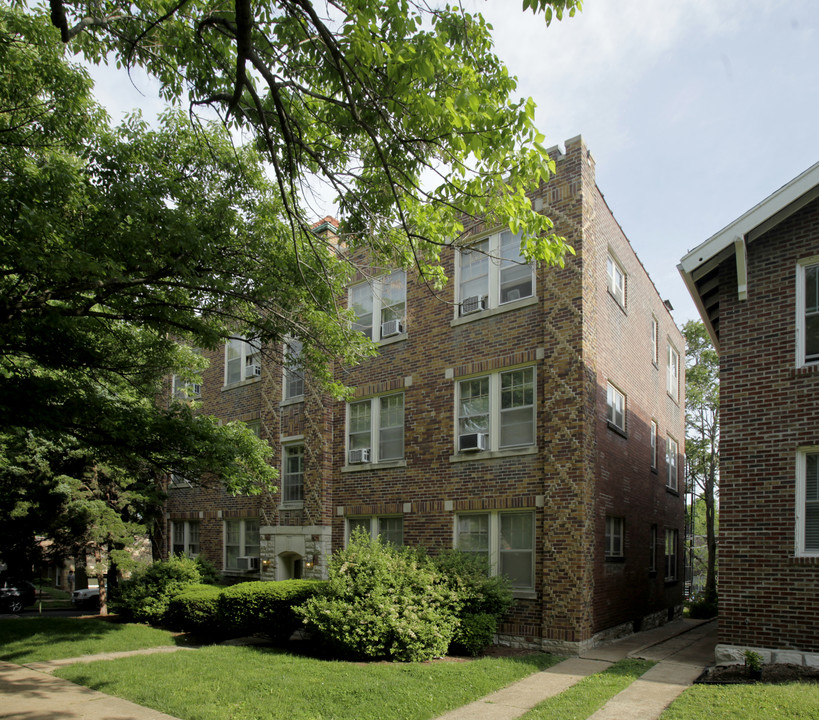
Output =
[{"x1": 86, "y1": 0, "x2": 819, "y2": 326}]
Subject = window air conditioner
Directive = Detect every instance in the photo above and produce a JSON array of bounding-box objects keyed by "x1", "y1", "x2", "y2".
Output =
[
  {"x1": 460, "y1": 295, "x2": 486, "y2": 316},
  {"x1": 380, "y1": 319, "x2": 404, "y2": 338},
  {"x1": 236, "y1": 556, "x2": 260, "y2": 571},
  {"x1": 245, "y1": 363, "x2": 261, "y2": 379},
  {"x1": 459, "y1": 432, "x2": 488, "y2": 452},
  {"x1": 349, "y1": 448, "x2": 371, "y2": 464}
]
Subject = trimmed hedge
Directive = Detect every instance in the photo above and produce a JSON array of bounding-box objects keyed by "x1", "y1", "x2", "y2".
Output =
[
  {"x1": 166, "y1": 584, "x2": 222, "y2": 633},
  {"x1": 218, "y1": 579, "x2": 324, "y2": 640}
]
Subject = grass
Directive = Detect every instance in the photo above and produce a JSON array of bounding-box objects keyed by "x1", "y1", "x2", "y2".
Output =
[
  {"x1": 0, "y1": 617, "x2": 183, "y2": 663},
  {"x1": 661, "y1": 683, "x2": 819, "y2": 720},
  {"x1": 55, "y1": 645, "x2": 562, "y2": 720},
  {"x1": 519, "y1": 658, "x2": 655, "y2": 720}
]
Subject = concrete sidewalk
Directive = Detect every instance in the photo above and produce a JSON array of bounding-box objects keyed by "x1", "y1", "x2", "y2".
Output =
[
  {"x1": 436, "y1": 618, "x2": 717, "y2": 720},
  {"x1": 0, "y1": 659, "x2": 183, "y2": 720}
]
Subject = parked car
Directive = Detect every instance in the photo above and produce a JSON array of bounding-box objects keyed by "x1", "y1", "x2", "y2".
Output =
[
  {"x1": 0, "y1": 575, "x2": 36, "y2": 613},
  {"x1": 71, "y1": 587, "x2": 101, "y2": 610}
]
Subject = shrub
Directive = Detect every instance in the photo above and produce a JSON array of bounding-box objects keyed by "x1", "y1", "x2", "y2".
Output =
[
  {"x1": 431, "y1": 550, "x2": 513, "y2": 616},
  {"x1": 218, "y1": 579, "x2": 324, "y2": 641},
  {"x1": 195, "y1": 557, "x2": 221, "y2": 586},
  {"x1": 166, "y1": 584, "x2": 222, "y2": 634},
  {"x1": 296, "y1": 529, "x2": 460, "y2": 662},
  {"x1": 112, "y1": 555, "x2": 203, "y2": 624},
  {"x1": 686, "y1": 591, "x2": 718, "y2": 619},
  {"x1": 451, "y1": 613, "x2": 498, "y2": 656},
  {"x1": 430, "y1": 550, "x2": 513, "y2": 655}
]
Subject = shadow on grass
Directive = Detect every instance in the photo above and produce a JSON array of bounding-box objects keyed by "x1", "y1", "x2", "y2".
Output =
[{"x1": 0, "y1": 617, "x2": 189, "y2": 664}]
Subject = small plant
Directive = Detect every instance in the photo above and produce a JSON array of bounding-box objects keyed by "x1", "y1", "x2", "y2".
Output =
[{"x1": 744, "y1": 649, "x2": 763, "y2": 679}]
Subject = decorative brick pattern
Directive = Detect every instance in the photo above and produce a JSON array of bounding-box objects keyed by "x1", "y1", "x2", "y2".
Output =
[{"x1": 165, "y1": 135, "x2": 685, "y2": 652}]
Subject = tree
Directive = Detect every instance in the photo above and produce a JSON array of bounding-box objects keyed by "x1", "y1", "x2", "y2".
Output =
[
  {"x1": 683, "y1": 320, "x2": 719, "y2": 603},
  {"x1": 1, "y1": 0, "x2": 583, "y2": 577},
  {"x1": 45, "y1": 0, "x2": 580, "y2": 279}
]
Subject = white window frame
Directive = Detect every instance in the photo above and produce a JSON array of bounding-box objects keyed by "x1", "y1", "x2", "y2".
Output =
[
  {"x1": 651, "y1": 316, "x2": 659, "y2": 366},
  {"x1": 795, "y1": 446, "x2": 819, "y2": 556},
  {"x1": 667, "y1": 343, "x2": 680, "y2": 402},
  {"x1": 650, "y1": 420, "x2": 658, "y2": 470},
  {"x1": 606, "y1": 382, "x2": 626, "y2": 432},
  {"x1": 283, "y1": 338, "x2": 304, "y2": 401},
  {"x1": 664, "y1": 528, "x2": 678, "y2": 581},
  {"x1": 224, "y1": 518, "x2": 260, "y2": 571},
  {"x1": 666, "y1": 435, "x2": 679, "y2": 491},
  {"x1": 171, "y1": 520, "x2": 200, "y2": 558},
  {"x1": 456, "y1": 229, "x2": 535, "y2": 315},
  {"x1": 454, "y1": 510, "x2": 535, "y2": 592},
  {"x1": 456, "y1": 367, "x2": 536, "y2": 453},
  {"x1": 796, "y1": 257, "x2": 819, "y2": 368},
  {"x1": 282, "y1": 443, "x2": 304, "y2": 506},
  {"x1": 346, "y1": 516, "x2": 404, "y2": 546},
  {"x1": 607, "y1": 253, "x2": 626, "y2": 308},
  {"x1": 171, "y1": 374, "x2": 202, "y2": 400},
  {"x1": 224, "y1": 336, "x2": 261, "y2": 386},
  {"x1": 349, "y1": 270, "x2": 407, "y2": 342},
  {"x1": 346, "y1": 393, "x2": 404, "y2": 465},
  {"x1": 605, "y1": 516, "x2": 624, "y2": 558}
]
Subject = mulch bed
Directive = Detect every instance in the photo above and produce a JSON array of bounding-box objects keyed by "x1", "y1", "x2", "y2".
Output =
[{"x1": 697, "y1": 664, "x2": 819, "y2": 685}]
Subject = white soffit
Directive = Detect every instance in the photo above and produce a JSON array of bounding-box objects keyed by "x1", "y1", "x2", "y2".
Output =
[{"x1": 680, "y1": 160, "x2": 819, "y2": 276}]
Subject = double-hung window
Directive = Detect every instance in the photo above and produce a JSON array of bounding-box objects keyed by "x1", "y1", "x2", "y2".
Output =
[
  {"x1": 224, "y1": 518, "x2": 260, "y2": 570},
  {"x1": 666, "y1": 435, "x2": 679, "y2": 491},
  {"x1": 458, "y1": 367, "x2": 535, "y2": 452},
  {"x1": 796, "y1": 447, "x2": 819, "y2": 555},
  {"x1": 797, "y1": 260, "x2": 819, "y2": 366},
  {"x1": 606, "y1": 383, "x2": 625, "y2": 432},
  {"x1": 283, "y1": 338, "x2": 304, "y2": 400},
  {"x1": 649, "y1": 524, "x2": 657, "y2": 573},
  {"x1": 607, "y1": 254, "x2": 626, "y2": 307},
  {"x1": 225, "y1": 337, "x2": 261, "y2": 385},
  {"x1": 282, "y1": 444, "x2": 304, "y2": 504},
  {"x1": 664, "y1": 528, "x2": 678, "y2": 581},
  {"x1": 350, "y1": 270, "x2": 406, "y2": 341},
  {"x1": 605, "y1": 516, "x2": 624, "y2": 559},
  {"x1": 171, "y1": 520, "x2": 199, "y2": 558},
  {"x1": 347, "y1": 393, "x2": 404, "y2": 464},
  {"x1": 457, "y1": 230, "x2": 534, "y2": 315},
  {"x1": 347, "y1": 516, "x2": 403, "y2": 546},
  {"x1": 455, "y1": 511, "x2": 535, "y2": 591},
  {"x1": 667, "y1": 343, "x2": 680, "y2": 401}
]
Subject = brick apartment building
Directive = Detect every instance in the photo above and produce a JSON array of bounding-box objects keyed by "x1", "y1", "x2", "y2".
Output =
[
  {"x1": 679, "y1": 161, "x2": 819, "y2": 664},
  {"x1": 167, "y1": 135, "x2": 685, "y2": 654}
]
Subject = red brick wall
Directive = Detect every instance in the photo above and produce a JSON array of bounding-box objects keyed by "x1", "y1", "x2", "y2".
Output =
[
  {"x1": 718, "y1": 196, "x2": 819, "y2": 651},
  {"x1": 166, "y1": 135, "x2": 685, "y2": 648}
]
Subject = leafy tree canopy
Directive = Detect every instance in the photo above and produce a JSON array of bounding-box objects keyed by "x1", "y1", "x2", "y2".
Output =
[{"x1": 43, "y1": 0, "x2": 580, "y2": 282}]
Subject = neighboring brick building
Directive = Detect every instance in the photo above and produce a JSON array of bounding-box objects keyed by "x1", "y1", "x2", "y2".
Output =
[
  {"x1": 167, "y1": 135, "x2": 685, "y2": 654},
  {"x1": 679, "y1": 161, "x2": 819, "y2": 664}
]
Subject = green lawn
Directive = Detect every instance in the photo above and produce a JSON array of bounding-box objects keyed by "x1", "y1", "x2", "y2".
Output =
[
  {"x1": 519, "y1": 659, "x2": 655, "y2": 720},
  {"x1": 0, "y1": 617, "x2": 183, "y2": 663},
  {"x1": 55, "y1": 645, "x2": 562, "y2": 720},
  {"x1": 662, "y1": 682, "x2": 819, "y2": 720}
]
